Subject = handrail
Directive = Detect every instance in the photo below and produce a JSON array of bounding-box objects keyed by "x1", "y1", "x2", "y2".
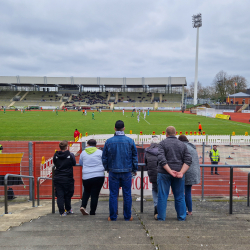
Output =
[
  {"x1": 50, "y1": 163, "x2": 250, "y2": 215},
  {"x1": 37, "y1": 177, "x2": 52, "y2": 206},
  {"x1": 139, "y1": 163, "x2": 145, "y2": 213},
  {"x1": 248, "y1": 173, "x2": 250, "y2": 207},
  {"x1": 4, "y1": 174, "x2": 35, "y2": 214},
  {"x1": 200, "y1": 164, "x2": 250, "y2": 214}
]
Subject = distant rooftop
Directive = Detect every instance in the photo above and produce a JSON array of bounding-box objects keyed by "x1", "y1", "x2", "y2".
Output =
[{"x1": 229, "y1": 92, "x2": 250, "y2": 97}]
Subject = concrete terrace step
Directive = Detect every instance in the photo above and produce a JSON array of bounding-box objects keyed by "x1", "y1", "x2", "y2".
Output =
[
  {"x1": 0, "y1": 245, "x2": 155, "y2": 250},
  {"x1": 1, "y1": 200, "x2": 250, "y2": 249}
]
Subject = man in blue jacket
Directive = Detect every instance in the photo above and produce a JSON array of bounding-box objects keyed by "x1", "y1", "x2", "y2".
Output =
[{"x1": 102, "y1": 120, "x2": 138, "y2": 221}]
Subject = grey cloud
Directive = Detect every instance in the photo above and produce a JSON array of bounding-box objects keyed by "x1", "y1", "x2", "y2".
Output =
[{"x1": 0, "y1": 0, "x2": 249, "y2": 87}]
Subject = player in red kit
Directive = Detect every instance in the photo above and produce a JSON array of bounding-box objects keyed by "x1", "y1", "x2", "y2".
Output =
[{"x1": 74, "y1": 129, "x2": 80, "y2": 140}]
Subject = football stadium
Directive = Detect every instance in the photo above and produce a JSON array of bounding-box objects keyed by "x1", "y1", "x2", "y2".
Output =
[{"x1": 1, "y1": 75, "x2": 250, "y2": 201}]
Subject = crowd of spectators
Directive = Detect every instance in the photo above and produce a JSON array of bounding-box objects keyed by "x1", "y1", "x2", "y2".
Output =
[
  {"x1": 117, "y1": 93, "x2": 152, "y2": 103},
  {"x1": 71, "y1": 92, "x2": 108, "y2": 105}
]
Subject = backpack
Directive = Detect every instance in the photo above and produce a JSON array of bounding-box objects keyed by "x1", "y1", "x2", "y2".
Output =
[{"x1": 7, "y1": 188, "x2": 15, "y2": 200}]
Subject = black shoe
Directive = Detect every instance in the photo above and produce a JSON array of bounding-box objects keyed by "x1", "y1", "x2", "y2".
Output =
[
  {"x1": 154, "y1": 206, "x2": 158, "y2": 215},
  {"x1": 211, "y1": 173, "x2": 213, "y2": 175},
  {"x1": 215, "y1": 173, "x2": 219, "y2": 175}
]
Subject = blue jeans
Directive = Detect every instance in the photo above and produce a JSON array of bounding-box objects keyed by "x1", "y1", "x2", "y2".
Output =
[
  {"x1": 185, "y1": 185, "x2": 192, "y2": 213},
  {"x1": 152, "y1": 182, "x2": 158, "y2": 207},
  {"x1": 157, "y1": 173, "x2": 186, "y2": 221},
  {"x1": 109, "y1": 172, "x2": 132, "y2": 221}
]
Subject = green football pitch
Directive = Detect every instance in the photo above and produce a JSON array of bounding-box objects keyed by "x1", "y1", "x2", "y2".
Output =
[{"x1": 1, "y1": 110, "x2": 250, "y2": 141}]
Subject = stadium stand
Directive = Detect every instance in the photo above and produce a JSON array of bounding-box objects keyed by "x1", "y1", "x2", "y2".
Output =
[
  {"x1": 0, "y1": 76, "x2": 187, "y2": 110},
  {"x1": 0, "y1": 91, "x2": 23, "y2": 107},
  {"x1": 0, "y1": 91, "x2": 182, "y2": 110}
]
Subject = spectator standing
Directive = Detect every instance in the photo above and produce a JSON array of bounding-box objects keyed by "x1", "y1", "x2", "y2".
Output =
[
  {"x1": 53, "y1": 140, "x2": 76, "y2": 216},
  {"x1": 178, "y1": 135, "x2": 200, "y2": 215},
  {"x1": 74, "y1": 129, "x2": 80, "y2": 140},
  {"x1": 145, "y1": 136, "x2": 159, "y2": 215},
  {"x1": 210, "y1": 145, "x2": 220, "y2": 175},
  {"x1": 102, "y1": 120, "x2": 138, "y2": 221},
  {"x1": 79, "y1": 139, "x2": 105, "y2": 215},
  {"x1": 156, "y1": 126, "x2": 192, "y2": 221}
]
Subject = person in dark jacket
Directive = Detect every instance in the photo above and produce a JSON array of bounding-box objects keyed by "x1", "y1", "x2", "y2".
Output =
[
  {"x1": 156, "y1": 126, "x2": 192, "y2": 221},
  {"x1": 178, "y1": 135, "x2": 200, "y2": 215},
  {"x1": 145, "y1": 136, "x2": 159, "y2": 215},
  {"x1": 53, "y1": 140, "x2": 76, "y2": 216}
]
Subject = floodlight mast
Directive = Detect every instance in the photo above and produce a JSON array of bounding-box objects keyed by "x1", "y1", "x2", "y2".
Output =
[{"x1": 192, "y1": 13, "x2": 202, "y2": 105}]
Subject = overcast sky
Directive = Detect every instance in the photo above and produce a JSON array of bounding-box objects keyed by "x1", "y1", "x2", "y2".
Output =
[{"x1": 0, "y1": 0, "x2": 249, "y2": 87}]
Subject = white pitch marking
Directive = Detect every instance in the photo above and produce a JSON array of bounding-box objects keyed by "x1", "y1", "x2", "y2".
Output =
[{"x1": 143, "y1": 118, "x2": 150, "y2": 125}]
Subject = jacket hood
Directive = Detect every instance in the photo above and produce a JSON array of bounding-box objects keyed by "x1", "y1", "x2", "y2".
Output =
[
  {"x1": 145, "y1": 144, "x2": 158, "y2": 156},
  {"x1": 85, "y1": 147, "x2": 98, "y2": 155},
  {"x1": 54, "y1": 150, "x2": 70, "y2": 160},
  {"x1": 183, "y1": 141, "x2": 196, "y2": 150}
]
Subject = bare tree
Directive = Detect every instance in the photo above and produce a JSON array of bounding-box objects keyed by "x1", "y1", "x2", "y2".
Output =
[
  {"x1": 188, "y1": 81, "x2": 202, "y2": 97},
  {"x1": 228, "y1": 75, "x2": 247, "y2": 93},
  {"x1": 212, "y1": 70, "x2": 231, "y2": 101},
  {"x1": 213, "y1": 71, "x2": 248, "y2": 101}
]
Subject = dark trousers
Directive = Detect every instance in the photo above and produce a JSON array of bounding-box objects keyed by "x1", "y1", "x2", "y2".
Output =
[
  {"x1": 81, "y1": 177, "x2": 105, "y2": 215},
  {"x1": 54, "y1": 180, "x2": 74, "y2": 215},
  {"x1": 211, "y1": 162, "x2": 218, "y2": 173}
]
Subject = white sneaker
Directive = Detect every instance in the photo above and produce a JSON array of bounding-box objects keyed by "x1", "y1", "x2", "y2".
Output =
[
  {"x1": 80, "y1": 207, "x2": 89, "y2": 215},
  {"x1": 60, "y1": 212, "x2": 67, "y2": 216},
  {"x1": 66, "y1": 209, "x2": 74, "y2": 214}
]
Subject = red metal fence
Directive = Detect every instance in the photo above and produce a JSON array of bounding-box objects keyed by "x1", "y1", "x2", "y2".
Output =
[{"x1": 0, "y1": 142, "x2": 250, "y2": 199}]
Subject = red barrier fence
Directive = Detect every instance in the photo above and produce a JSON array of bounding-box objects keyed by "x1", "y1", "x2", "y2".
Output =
[
  {"x1": 0, "y1": 141, "x2": 250, "y2": 199},
  {"x1": 33, "y1": 141, "x2": 82, "y2": 199}
]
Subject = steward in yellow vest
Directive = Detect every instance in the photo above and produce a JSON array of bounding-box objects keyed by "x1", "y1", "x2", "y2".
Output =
[
  {"x1": 0, "y1": 144, "x2": 3, "y2": 154},
  {"x1": 209, "y1": 145, "x2": 220, "y2": 175}
]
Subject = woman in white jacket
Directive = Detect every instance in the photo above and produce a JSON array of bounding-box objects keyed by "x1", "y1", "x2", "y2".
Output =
[{"x1": 79, "y1": 139, "x2": 105, "y2": 215}]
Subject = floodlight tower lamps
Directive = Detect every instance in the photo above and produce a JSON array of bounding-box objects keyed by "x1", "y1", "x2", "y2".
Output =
[{"x1": 192, "y1": 13, "x2": 202, "y2": 105}]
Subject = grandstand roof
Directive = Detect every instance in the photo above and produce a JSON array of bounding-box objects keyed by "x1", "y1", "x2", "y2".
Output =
[{"x1": 0, "y1": 76, "x2": 187, "y2": 87}]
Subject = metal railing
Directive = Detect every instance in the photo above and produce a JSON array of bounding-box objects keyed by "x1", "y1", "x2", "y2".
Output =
[
  {"x1": 37, "y1": 177, "x2": 52, "y2": 206},
  {"x1": 248, "y1": 173, "x2": 250, "y2": 207},
  {"x1": 139, "y1": 163, "x2": 250, "y2": 215},
  {"x1": 4, "y1": 174, "x2": 35, "y2": 214},
  {"x1": 49, "y1": 162, "x2": 250, "y2": 215},
  {"x1": 200, "y1": 164, "x2": 250, "y2": 214}
]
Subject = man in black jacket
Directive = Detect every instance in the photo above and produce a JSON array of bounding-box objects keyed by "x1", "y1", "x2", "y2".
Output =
[
  {"x1": 53, "y1": 140, "x2": 76, "y2": 216},
  {"x1": 156, "y1": 126, "x2": 192, "y2": 221}
]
